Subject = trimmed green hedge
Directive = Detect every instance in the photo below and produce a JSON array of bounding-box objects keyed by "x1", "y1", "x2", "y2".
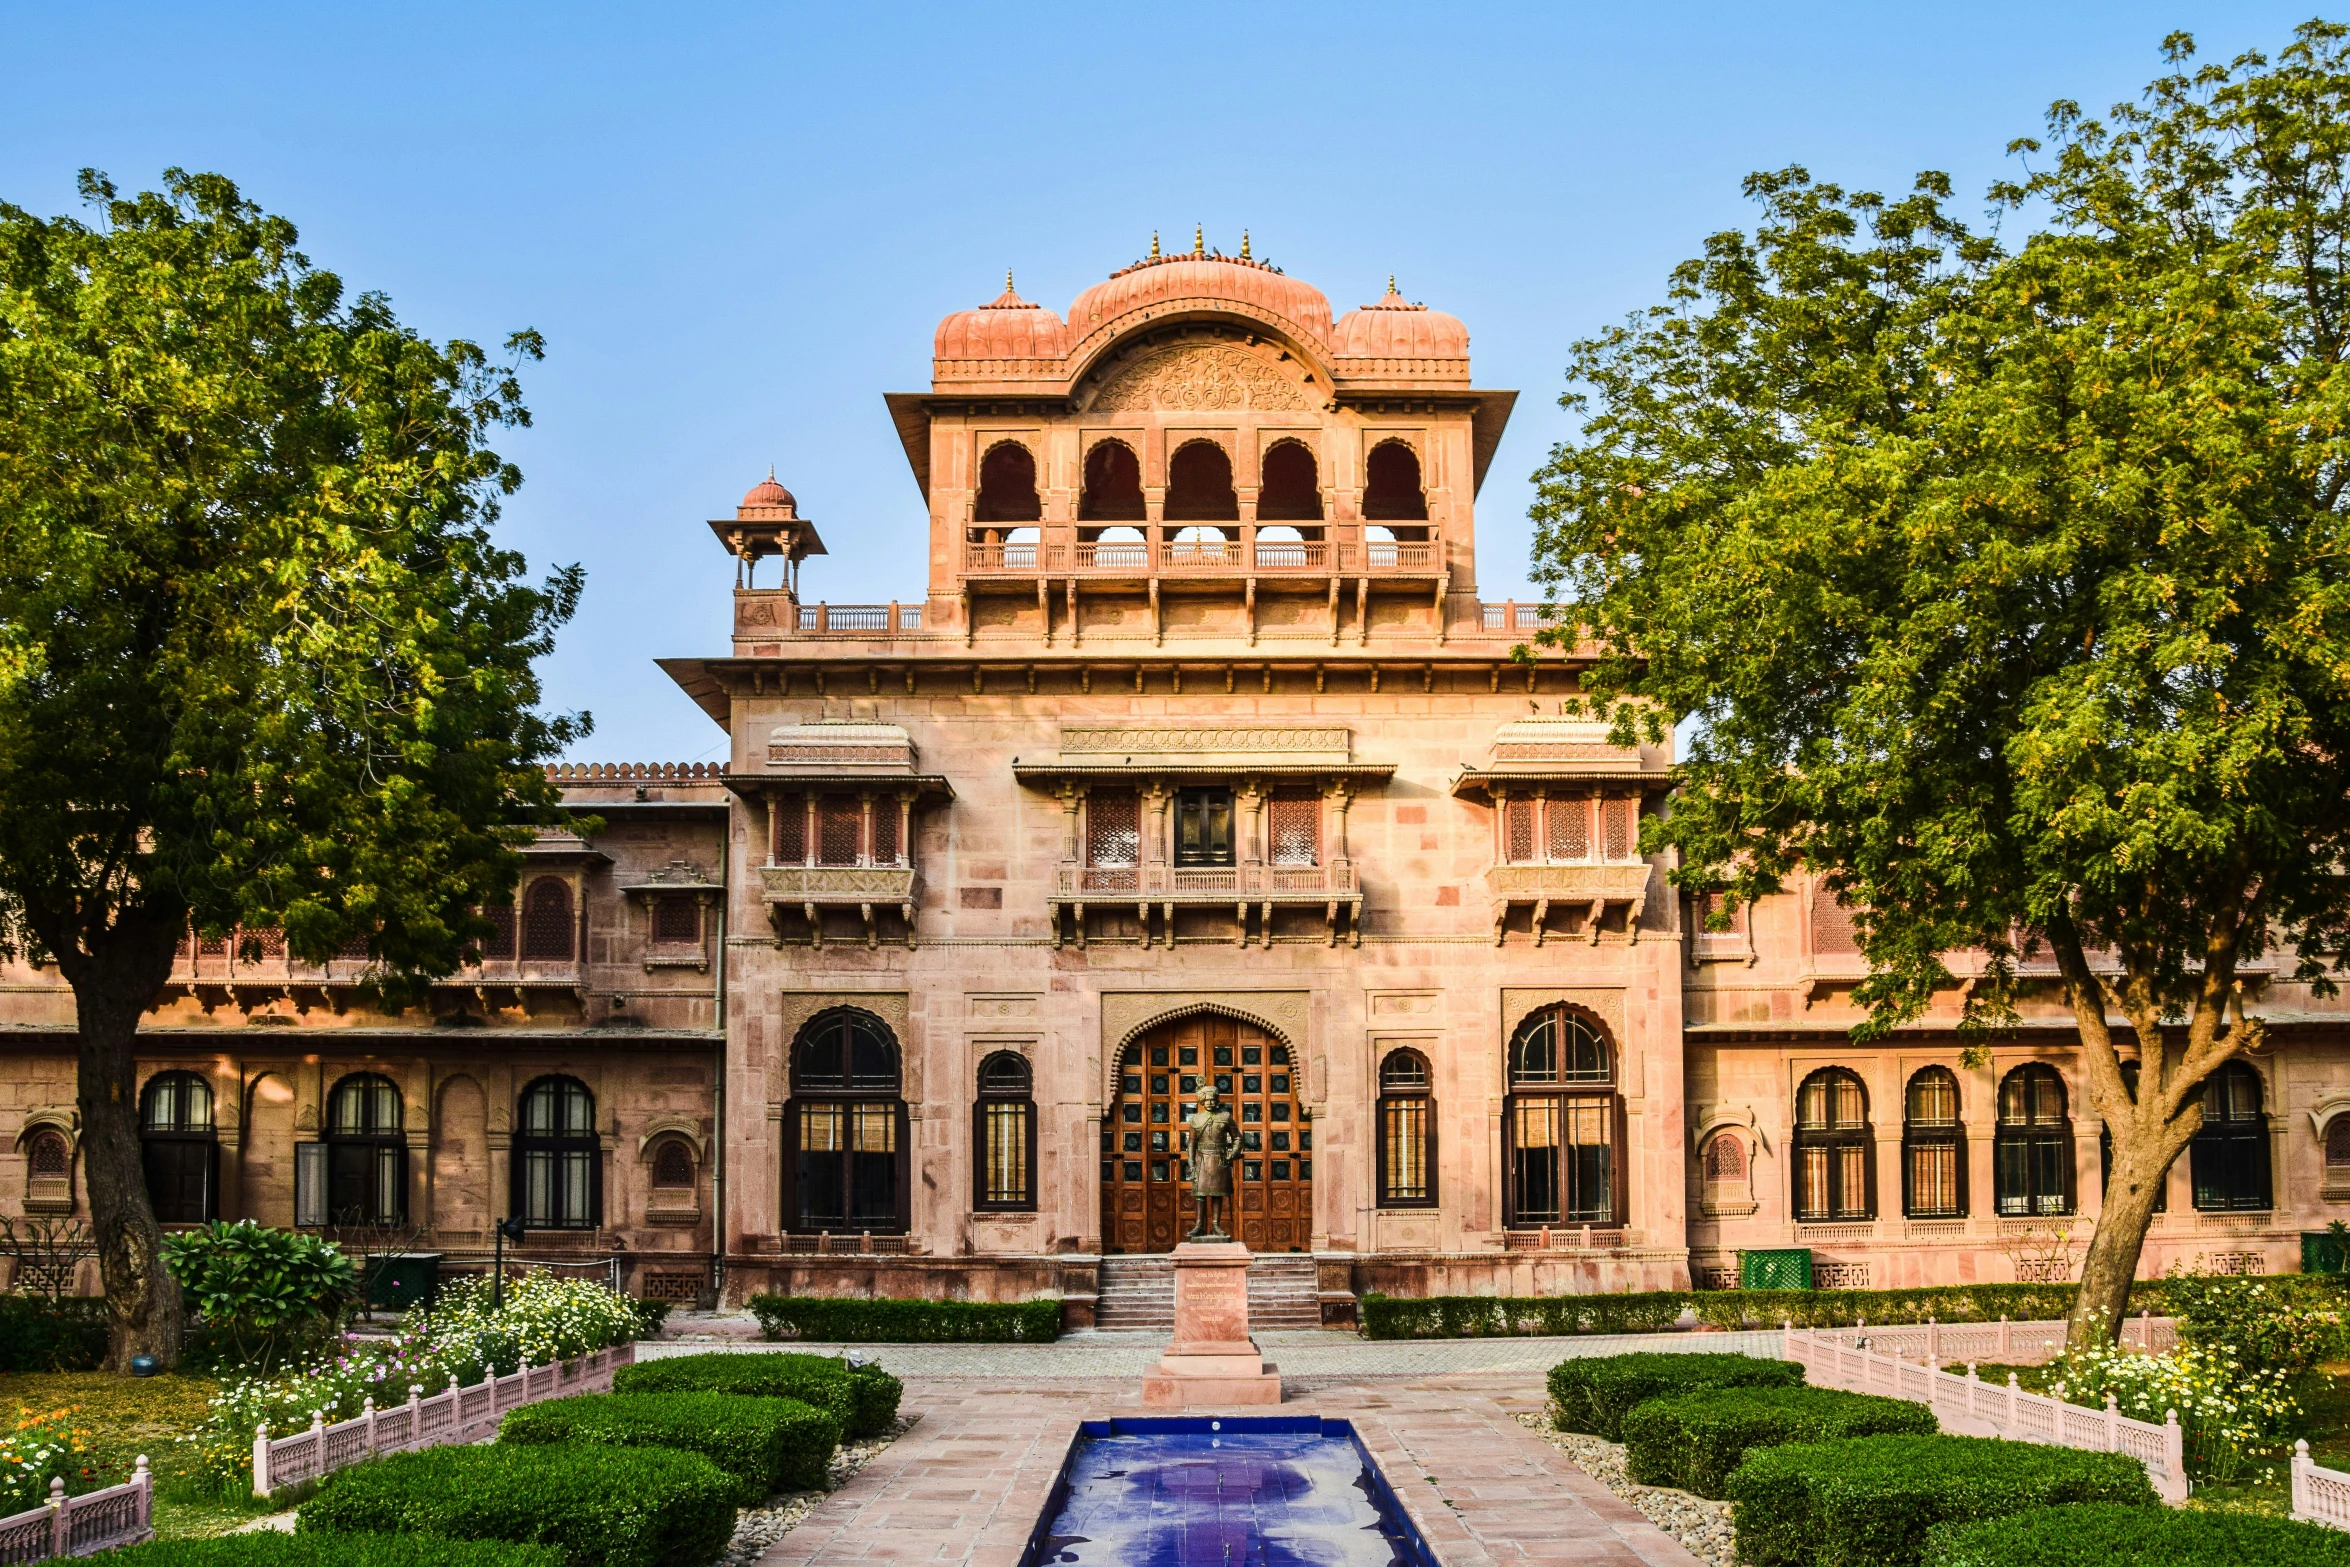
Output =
[
  {"x1": 296, "y1": 1444, "x2": 736, "y2": 1567},
  {"x1": 1928, "y1": 1502, "x2": 2350, "y2": 1566},
  {"x1": 1362, "y1": 1292, "x2": 1691, "y2": 1339},
  {"x1": 612, "y1": 1351, "x2": 900, "y2": 1440},
  {"x1": 746, "y1": 1293, "x2": 1059, "y2": 1344},
  {"x1": 1622, "y1": 1385, "x2": 1937, "y2": 1498},
  {"x1": 1548, "y1": 1351, "x2": 1803, "y2": 1441},
  {"x1": 1726, "y1": 1434, "x2": 2158, "y2": 1567},
  {"x1": 0, "y1": 1295, "x2": 106, "y2": 1372},
  {"x1": 499, "y1": 1391, "x2": 841, "y2": 1504},
  {"x1": 107, "y1": 1537, "x2": 565, "y2": 1567}
]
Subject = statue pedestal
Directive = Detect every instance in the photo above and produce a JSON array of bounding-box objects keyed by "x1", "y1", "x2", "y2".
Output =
[{"x1": 1141, "y1": 1240, "x2": 1282, "y2": 1408}]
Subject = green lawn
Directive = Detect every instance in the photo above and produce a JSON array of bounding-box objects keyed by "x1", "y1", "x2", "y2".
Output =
[{"x1": 0, "y1": 1370, "x2": 286, "y2": 1538}]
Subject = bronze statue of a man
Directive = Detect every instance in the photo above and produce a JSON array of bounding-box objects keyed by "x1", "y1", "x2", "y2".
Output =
[{"x1": 1185, "y1": 1083, "x2": 1243, "y2": 1241}]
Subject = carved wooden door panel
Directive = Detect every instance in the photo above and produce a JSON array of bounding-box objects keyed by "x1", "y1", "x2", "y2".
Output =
[{"x1": 1100, "y1": 1015, "x2": 1311, "y2": 1254}]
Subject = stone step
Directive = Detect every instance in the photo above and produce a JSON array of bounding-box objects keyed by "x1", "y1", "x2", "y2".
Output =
[{"x1": 1094, "y1": 1256, "x2": 1327, "y2": 1330}]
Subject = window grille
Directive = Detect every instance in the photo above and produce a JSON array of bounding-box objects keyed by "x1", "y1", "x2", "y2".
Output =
[
  {"x1": 651, "y1": 1139, "x2": 695, "y2": 1188},
  {"x1": 652, "y1": 895, "x2": 699, "y2": 944},
  {"x1": 981, "y1": 1101, "x2": 1031, "y2": 1204},
  {"x1": 775, "y1": 795, "x2": 806, "y2": 863},
  {"x1": 1381, "y1": 1099, "x2": 1429, "y2": 1203},
  {"x1": 1705, "y1": 1134, "x2": 1745, "y2": 1182},
  {"x1": 871, "y1": 802, "x2": 900, "y2": 865},
  {"x1": 1812, "y1": 894, "x2": 1861, "y2": 955},
  {"x1": 1696, "y1": 892, "x2": 1747, "y2": 938},
  {"x1": 480, "y1": 906, "x2": 515, "y2": 960},
  {"x1": 1269, "y1": 794, "x2": 1320, "y2": 867},
  {"x1": 1504, "y1": 799, "x2": 1536, "y2": 863},
  {"x1": 27, "y1": 1130, "x2": 68, "y2": 1179},
  {"x1": 240, "y1": 927, "x2": 285, "y2": 961},
  {"x1": 2329, "y1": 1117, "x2": 2350, "y2": 1172},
  {"x1": 1547, "y1": 795, "x2": 1589, "y2": 860},
  {"x1": 521, "y1": 879, "x2": 574, "y2": 961},
  {"x1": 817, "y1": 797, "x2": 863, "y2": 866},
  {"x1": 1088, "y1": 794, "x2": 1140, "y2": 868},
  {"x1": 1601, "y1": 796, "x2": 1633, "y2": 860}
]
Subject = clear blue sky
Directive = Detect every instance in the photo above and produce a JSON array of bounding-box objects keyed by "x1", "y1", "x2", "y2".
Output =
[{"x1": 1, "y1": 2, "x2": 2319, "y2": 761}]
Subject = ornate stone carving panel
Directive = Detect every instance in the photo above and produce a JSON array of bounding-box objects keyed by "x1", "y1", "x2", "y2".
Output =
[
  {"x1": 1093, "y1": 343, "x2": 1308, "y2": 413},
  {"x1": 768, "y1": 991, "x2": 914, "y2": 1101},
  {"x1": 1499, "y1": 987, "x2": 1627, "y2": 1043}
]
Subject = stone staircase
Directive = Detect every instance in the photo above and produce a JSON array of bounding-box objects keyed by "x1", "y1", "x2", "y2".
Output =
[{"x1": 1094, "y1": 1254, "x2": 1326, "y2": 1331}]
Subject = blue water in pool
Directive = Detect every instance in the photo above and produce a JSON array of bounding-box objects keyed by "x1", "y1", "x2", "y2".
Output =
[{"x1": 1021, "y1": 1417, "x2": 1438, "y2": 1567}]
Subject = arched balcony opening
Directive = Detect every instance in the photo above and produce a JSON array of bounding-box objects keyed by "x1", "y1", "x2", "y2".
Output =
[
  {"x1": 1165, "y1": 441, "x2": 1238, "y2": 522},
  {"x1": 1363, "y1": 440, "x2": 1427, "y2": 521},
  {"x1": 974, "y1": 442, "x2": 1041, "y2": 523},
  {"x1": 1080, "y1": 440, "x2": 1145, "y2": 521},
  {"x1": 1257, "y1": 440, "x2": 1322, "y2": 521}
]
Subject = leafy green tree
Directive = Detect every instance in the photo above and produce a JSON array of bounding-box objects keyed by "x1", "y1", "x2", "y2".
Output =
[
  {"x1": 1531, "y1": 24, "x2": 2350, "y2": 1347},
  {"x1": 0, "y1": 170, "x2": 584, "y2": 1368}
]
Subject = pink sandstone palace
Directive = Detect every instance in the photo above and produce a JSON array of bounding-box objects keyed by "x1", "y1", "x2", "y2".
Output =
[{"x1": 6, "y1": 238, "x2": 2348, "y2": 1323}]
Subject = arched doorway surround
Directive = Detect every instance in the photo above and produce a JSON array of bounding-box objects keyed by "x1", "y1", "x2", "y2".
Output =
[{"x1": 1101, "y1": 1012, "x2": 1310, "y2": 1254}]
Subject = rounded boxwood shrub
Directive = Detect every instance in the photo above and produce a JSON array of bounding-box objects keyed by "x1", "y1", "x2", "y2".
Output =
[
  {"x1": 1548, "y1": 1351, "x2": 1805, "y2": 1440},
  {"x1": 1927, "y1": 1502, "x2": 2350, "y2": 1566},
  {"x1": 1725, "y1": 1433, "x2": 2158, "y2": 1567},
  {"x1": 499, "y1": 1390, "x2": 841, "y2": 1503},
  {"x1": 296, "y1": 1443, "x2": 737, "y2": 1567},
  {"x1": 1620, "y1": 1385, "x2": 1937, "y2": 1498},
  {"x1": 107, "y1": 1536, "x2": 565, "y2": 1567},
  {"x1": 615, "y1": 1350, "x2": 900, "y2": 1439}
]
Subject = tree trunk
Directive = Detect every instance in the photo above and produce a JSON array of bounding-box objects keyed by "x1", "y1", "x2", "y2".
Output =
[
  {"x1": 65, "y1": 912, "x2": 187, "y2": 1371},
  {"x1": 2069, "y1": 1115, "x2": 2189, "y2": 1351}
]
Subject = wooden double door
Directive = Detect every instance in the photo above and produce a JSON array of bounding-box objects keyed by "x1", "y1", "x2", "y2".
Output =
[{"x1": 1101, "y1": 1015, "x2": 1312, "y2": 1253}]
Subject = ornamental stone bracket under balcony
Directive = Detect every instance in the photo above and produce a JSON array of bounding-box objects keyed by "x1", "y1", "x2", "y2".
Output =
[
  {"x1": 756, "y1": 864, "x2": 920, "y2": 949},
  {"x1": 1485, "y1": 861, "x2": 1652, "y2": 946},
  {"x1": 1047, "y1": 860, "x2": 1363, "y2": 949}
]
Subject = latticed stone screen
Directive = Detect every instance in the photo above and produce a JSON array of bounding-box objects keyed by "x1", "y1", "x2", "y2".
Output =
[
  {"x1": 1548, "y1": 795, "x2": 1589, "y2": 860},
  {"x1": 871, "y1": 803, "x2": 899, "y2": 865},
  {"x1": 775, "y1": 796, "x2": 806, "y2": 863},
  {"x1": 1504, "y1": 799, "x2": 1537, "y2": 863},
  {"x1": 1269, "y1": 794, "x2": 1320, "y2": 867},
  {"x1": 653, "y1": 895, "x2": 699, "y2": 944},
  {"x1": 1088, "y1": 794, "x2": 1139, "y2": 867},
  {"x1": 1812, "y1": 894, "x2": 1861, "y2": 954},
  {"x1": 522, "y1": 879, "x2": 573, "y2": 960},
  {"x1": 1602, "y1": 797, "x2": 1634, "y2": 860},
  {"x1": 1739, "y1": 1247, "x2": 1813, "y2": 1290},
  {"x1": 480, "y1": 906, "x2": 515, "y2": 960},
  {"x1": 818, "y1": 797, "x2": 862, "y2": 866}
]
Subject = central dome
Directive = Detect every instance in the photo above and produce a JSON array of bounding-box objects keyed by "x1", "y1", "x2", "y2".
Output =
[{"x1": 1066, "y1": 255, "x2": 1333, "y2": 349}]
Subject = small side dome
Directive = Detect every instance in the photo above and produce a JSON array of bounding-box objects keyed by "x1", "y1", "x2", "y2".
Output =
[
  {"x1": 935, "y1": 271, "x2": 1069, "y2": 361},
  {"x1": 739, "y1": 472, "x2": 798, "y2": 516},
  {"x1": 1333, "y1": 276, "x2": 1469, "y2": 359}
]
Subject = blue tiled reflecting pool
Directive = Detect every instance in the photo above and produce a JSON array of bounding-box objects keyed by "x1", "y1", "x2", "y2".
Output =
[{"x1": 1021, "y1": 1416, "x2": 1439, "y2": 1567}]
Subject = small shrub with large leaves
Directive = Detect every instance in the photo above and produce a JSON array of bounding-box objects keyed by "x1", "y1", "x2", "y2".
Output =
[
  {"x1": 1620, "y1": 1385, "x2": 1936, "y2": 1498},
  {"x1": 1547, "y1": 1351, "x2": 1804, "y2": 1441},
  {"x1": 1927, "y1": 1501, "x2": 2350, "y2": 1567},
  {"x1": 499, "y1": 1390, "x2": 840, "y2": 1503},
  {"x1": 162, "y1": 1221, "x2": 356, "y2": 1375}
]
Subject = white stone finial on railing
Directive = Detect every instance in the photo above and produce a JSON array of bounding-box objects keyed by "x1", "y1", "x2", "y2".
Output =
[
  {"x1": 1928, "y1": 1316, "x2": 1939, "y2": 1361},
  {"x1": 362, "y1": 1396, "x2": 376, "y2": 1453},
  {"x1": 133, "y1": 1455, "x2": 151, "y2": 1531},
  {"x1": 252, "y1": 1423, "x2": 271, "y2": 1499},
  {"x1": 46, "y1": 1477, "x2": 63, "y2": 1507},
  {"x1": 2295, "y1": 1437, "x2": 2313, "y2": 1521},
  {"x1": 2007, "y1": 1372, "x2": 2022, "y2": 1430},
  {"x1": 1998, "y1": 1314, "x2": 2012, "y2": 1356},
  {"x1": 2104, "y1": 1393, "x2": 2120, "y2": 1451}
]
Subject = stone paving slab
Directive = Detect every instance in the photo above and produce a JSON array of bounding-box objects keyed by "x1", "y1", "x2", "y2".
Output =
[
  {"x1": 753, "y1": 1374, "x2": 1705, "y2": 1566},
  {"x1": 642, "y1": 1328, "x2": 1781, "y2": 1381}
]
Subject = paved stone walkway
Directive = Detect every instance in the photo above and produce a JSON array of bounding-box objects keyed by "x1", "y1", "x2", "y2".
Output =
[
  {"x1": 754, "y1": 1375, "x2": 1705, "y2": 1566},
  {"x1": 641, "y1": 1328, "x2": 1781, "y2": 1381}
]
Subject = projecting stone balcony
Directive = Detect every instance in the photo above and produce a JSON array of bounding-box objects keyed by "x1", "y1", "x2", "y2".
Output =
[
  {"x1": 757, "y1": 864, "x2": 920, "y2": 948},
  {"x1": 1485, "y1": 861, "x2": 1652, "y2": 945},
  {"x1": 1049, "y1": 860, "x2": 1362, "y2": 947}
]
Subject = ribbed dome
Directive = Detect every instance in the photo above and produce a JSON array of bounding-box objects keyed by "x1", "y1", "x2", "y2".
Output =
[
  {"x1": 1067, "y1": 256, "x2": 1332, "y2": 347},
  {"x1": 740, "y1": 474, "x2": 796, "y2": 511},
  {"x1": 934, "y1": 275, "x2": 1069, "y2": 361},
  {"x1": 1333, "y1": 279, "x2": 1468, "y2": 358}
]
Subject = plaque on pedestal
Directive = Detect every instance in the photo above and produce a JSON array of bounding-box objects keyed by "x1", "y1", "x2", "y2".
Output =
[{"x1": 1141, "y1": 1240, "x2": 1283, "y2": 1407}]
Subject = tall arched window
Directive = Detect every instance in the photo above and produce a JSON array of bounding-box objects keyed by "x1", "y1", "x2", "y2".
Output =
[
  {"x1": 975, "y1": 442, "x2": 1041, "y2": 522},
  {"x1": 1165, "y1": 440, "x2": 1238, "y2": 521},
  {"x1": 1080, "y1": 439, "x2": 1145, "y2": 520},
  {"x1": 521, "y1": 878, "x2": 574, "y2": 961},
  {"x1": 973, "y1": 1052, "x2": 1035, "y2": 1211},
  {"x1": 1902, "y1": 1067, "x2": 1964, "y2": 1219},
  {"x1": 1700, "y1": 1132, "x2": 1749, "y2": 1212},
  {"x1": 1504, "y1": 1008, "x2": 1619, "y2": 1227},
  {"x1": 1377, "y1": 1049, "x2": 1435, "y2": 1208},
  {"x1": 1793, "y1": 1069, "x2": 1872, "y2": 1221},
  {"x1": 784, "y1": 1008, "x2": 908, "y2": 1233},
  {"x1": 314, "y1": 1072, "x2": 405, "y2": 1226},
  {"x1": 1994, "y1": 1064, "x2": 2073, "y2": 1216},
  {"x1": 2191, "y1": 1062, "x2": 2271, "y2": 1212},
  {"x1": 140, "y1": 1071, "x2": 217, "y2": 1223},
  {"x1": 1363, "y1": 440, "x2": 1427, "y2": 520},
  {"x1": 2326, "y1": 1116, "x2": 2350, "y2": 1189},
  {"x1": 1257, "y1": 440, "x2": 1322, "y2": 521},
  {"x1": 514, "y1": 1076, "x2": 600, "y2": 1229}
]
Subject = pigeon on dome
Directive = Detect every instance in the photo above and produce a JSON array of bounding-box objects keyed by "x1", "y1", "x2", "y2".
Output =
[
  {"x1": 1363, "y1": 275, "x2": 1429, "y2": 312},
  {"x1": 981, "y1": 270, "x2": 1040, "y2": 310}
]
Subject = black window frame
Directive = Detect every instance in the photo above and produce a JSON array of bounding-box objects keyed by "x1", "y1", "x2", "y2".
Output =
[
  {"x1": 1503, "y1": 1007, "x2": 1621, "y2": 1228},
  {"x1": 1993, "y1": 1063, "x2": 2076, "y2": 1217},
  {"x1": 513, "y1": 1075, "x2": 602, "y2": 1230},
  {"x1": 1901, "y1": 1066, "x2": 1965, "y2": 1219},
  {"x1": 1793, "y1": 1068, "x2": 1875, "y2": 1222},
  {"x1": 2190, "y1": 1061, "x2": 2272, "y2": 1212},
  {"x1": 1376, "y1": 1048, "x2": 1437, "y2": 1209},
  {"x1": 1174, "y1": 787, "x2": 1237, "y2": 868},
  {"x1": 782, "y1": 1008, "x2": 909, "y2": 1234},
  {"x1": 139, "y1": 1071, "x2": 218, "y2": 1224},
  {"x1": 973, "y1": 1050, "x2": 1037, "y2": 1212},
  {"x1": 314, "y1": 1071, "x2": 407, "y2": 1227}
]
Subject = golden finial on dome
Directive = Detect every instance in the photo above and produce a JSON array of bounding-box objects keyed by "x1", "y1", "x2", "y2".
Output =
[
  {"x1": 1194, "y1": 223, "x2": 1204, "y2": 255},
  {"x1": 1388, "y1": 274, "x2": 1398, "y2": 294},
  {"x1": 1241, "y1": 230, "x2": 1251, "y2": 259},
  {"x1": 1006, "y1": 268, "x2": 1015, "y2": 293},
  {"x1": 1150, "y1": 231, "x2": 1161, "y2": 259}
]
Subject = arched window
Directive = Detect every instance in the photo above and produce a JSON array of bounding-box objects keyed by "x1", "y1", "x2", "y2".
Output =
[
  {"x1": 2191, "y1": 1062, "x2": 2271, "y2": 1212},
  {"x1": 1165, "y1": 441, "x2": 1238, "y2": 521},
  {"x1": 514, "y1": 1076, "x2": 600, "y2": 1229},
  {"x1": 1504, "y1": 1008, "x2": 1619, "y2": 1227},
  {"x1": 23, "y1": 1127, "x2": 72, "y2": 1212},
  {"x1": 1994, "y1": 1064, "x2": 2073, "y2": 1216},
  {"x1": 480, "y1": 902, "x2": 517, "y2": 961},
  {"x1": 1902, "y1": 1067, "x2": 1964, "y2": 1219},
  {"x1": 975, "y1": 442, "x2": 1041, "y2": 523},
  {"x1": 784, "y1": 1009, "x2": 908, "y2": 1233},
  {"x1": 1080, "y1": 439, "x2": 1145, "y2": 521},
  {"x1": 650, "y1": 1137, "x2": 697, "y2": 1192},
  {"x1": 973, "y1": 1052, "x2": 1035, "y2": 1211},
  {"x1": 1363, "y1": 440, "x2": 1426, "y2": 520},
  {"x1": 521, "y1": 878, "x2": 574, "y2": 961},
  {"x1": 313, "y1": 1072, "x2": 405, "y2": 1226},
  {"x1": 2327, "y1": 1116, "x2": 2350, "y2": 1183},
  {"x1": 1258, "y1": 440, "x2": 1321, "y2": 521},
  {"x1": 140, "y1": 1071, "x2": 217, "y2": 1223},
  {"x1": 1377, "y1": 1049, "x2": 1435, "y2": 1208},
  {"x1": 1700, "y1": 1130, "x2": 1750, "y2": 1213},
  {"x1": 1793, "y1": 1069, "x2": 1873, "y2": 1221}
]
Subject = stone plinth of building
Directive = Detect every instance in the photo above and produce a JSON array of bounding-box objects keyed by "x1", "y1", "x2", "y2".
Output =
[{"x1": 1140, "y1": 1240, "x2": 1283, "y2": 1407}]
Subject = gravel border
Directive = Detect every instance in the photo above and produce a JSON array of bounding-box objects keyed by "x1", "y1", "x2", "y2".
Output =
[
  {"x1": 717, "y1": 1414, "x2": 917, "y2": 1566},
  {"x1": 1513, "y1": 1411, "x2": 1734, "y2": 1567}
]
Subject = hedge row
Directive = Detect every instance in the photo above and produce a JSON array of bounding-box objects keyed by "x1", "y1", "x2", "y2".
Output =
[
  {"x1": 0, "y1": 1295, "x2": 106, "y2": 1372},
  {"x1": 746, "y1": 1293, "x2": 1059, "y2": 1344},
  {"x1": 615, "y1": 1351, "x2": 902, "y2": 1440},
  {"x1": 499, "y1": 1391, "x2": 840, "y2": 1505},
  {"x1": 1726, "y1": 1434, "x2": 2157, "y2": 1567},
  {"x1": 1363, "y1": 1291, "x2": 1689, "y2": 1339},
  {"x1": 110, "y1": 1537, "x2": 565, "y2": 1567},
  {"x1": 1621, "y1": 1385, "x2": 1936, "y2": 1498},
  {"x1": 297, "y1": 1444, "x2": 737, "y2": 1567},
  {"x1": 1548, "y1": 1352, "x2": 1803, "y2": 1441},
  {"x1": 1928, "y1": 1502, "x2": 2350, "y2": 1566}
]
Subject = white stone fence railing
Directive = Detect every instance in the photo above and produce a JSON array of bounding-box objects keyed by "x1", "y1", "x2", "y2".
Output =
[
  {"x1": 0, "y1": 1458, "x2": 153, "y2": 1561},
  {"x1": 253, "y1": 1342, "x2": 634, "y2": 1497},
  {"x1": 2294, "y1": 1440, "x2": 2350, "y2": 1530},
  {"x1": 1784, "y1": 1324, "x2": 2189, "y2": 1503},
  {"x1": 1794, "y1": 1312, "x2": 2174, "y2": 1366}
]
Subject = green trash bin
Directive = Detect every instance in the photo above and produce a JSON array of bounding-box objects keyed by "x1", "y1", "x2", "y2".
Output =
[
  {"x1": 1740, "y1": 1248, "x2": 1813, "y2": 1291},
  {"x1": 2303, "y1": 1231, "x2": 2350, "y2": 1275},
  {"x1": 365, "y1": 1252, "x2": 442, "y2": 1311}
]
